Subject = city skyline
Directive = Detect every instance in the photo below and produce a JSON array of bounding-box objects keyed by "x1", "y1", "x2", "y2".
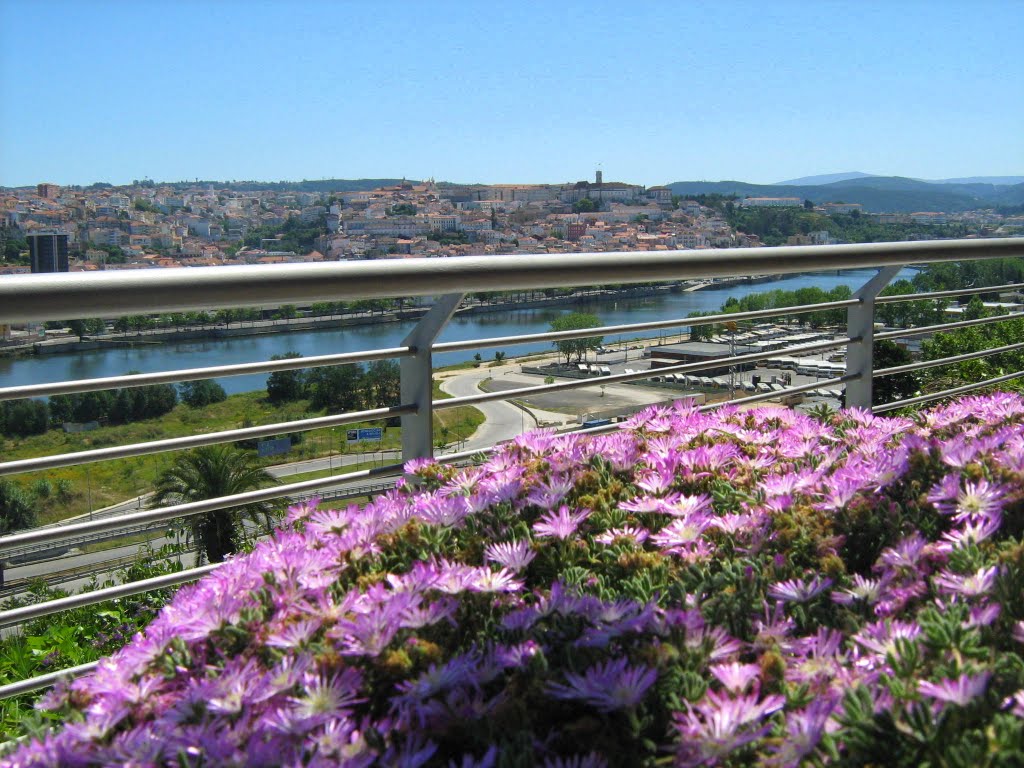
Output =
[{"x1": 1, "y1": 0, "x2": 1022, "y2": 188}]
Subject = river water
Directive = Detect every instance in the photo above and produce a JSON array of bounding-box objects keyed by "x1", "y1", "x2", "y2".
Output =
[{"x1": 0, "y1": 269, "x2": 916, "y2": 395}]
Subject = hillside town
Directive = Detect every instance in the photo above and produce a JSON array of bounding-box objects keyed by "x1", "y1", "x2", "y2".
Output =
[{"x1": 3, "y1": 174, "x2": 1021, "y2": 275}]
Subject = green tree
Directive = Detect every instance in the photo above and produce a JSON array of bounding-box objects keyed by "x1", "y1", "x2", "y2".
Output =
[
  {"x1": 266, "y1": 352, "x2": 308, "y2": 404},
  {"x1": 872, "y1": 340, "x2": 917, "y2": 407},
  {"x1": 307, "y1": 365, "x2": 365, "y2": 412},
  {"x1": 179, "y1": 379, "x2": 227, "y2": 408},
  {"x1": 550, "y1": 312, "x2": 604, "y2": 364},
  {"x1": 686, "y1": 311, "x2": 716, "y2": 342},
  {"x1": 0, "y1": 479, "x2": 36, "y2": 534},
  {"x1": 0, "y1": 400, "x2": 49, "y2": 437},
  {"x1": 963, "y1": 296, "x2": 987, "y2": 321},
  {"x1": 151, "y1": 445, "x2": 278, "y2": 564},
  {"x1": 572, "y1": 197, "x2": 596, "y2": 214},
  {"x1": 363, "y1": 360, "x2": 400, "y2": 407}
]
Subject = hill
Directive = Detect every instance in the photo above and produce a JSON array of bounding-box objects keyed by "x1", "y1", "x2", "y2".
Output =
[
  {"x1": 773, "y1": 171, "x2": 877, "y2": 186},
  {"x1": 665, "y1": 175, "x2": 1024, "y2": 213}
]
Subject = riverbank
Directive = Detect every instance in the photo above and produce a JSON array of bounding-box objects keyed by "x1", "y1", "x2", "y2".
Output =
[{"x1": 0, "y1": 283, "x2": 687, "y2": 358}]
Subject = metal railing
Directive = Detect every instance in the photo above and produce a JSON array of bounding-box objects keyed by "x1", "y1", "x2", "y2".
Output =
[{"x1": 0, "y1": 236, "x2": 1021, "y2": 698}]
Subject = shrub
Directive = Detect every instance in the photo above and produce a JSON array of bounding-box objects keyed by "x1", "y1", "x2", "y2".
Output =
[{"x1": 9, "y1": 394, "x2": 1024, "y2": 765}]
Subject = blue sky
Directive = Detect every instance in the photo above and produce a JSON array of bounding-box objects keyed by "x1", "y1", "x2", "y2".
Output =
[{"x1": 1, "y1": 0, "x2": 1021, "y2": 187}]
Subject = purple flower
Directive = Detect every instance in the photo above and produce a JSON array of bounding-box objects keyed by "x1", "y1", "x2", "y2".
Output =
[
  {"x1": 546, "y1": 657, "x2": 657, "y2": 712},
  {"x1": 919, "y1": 671, "x2": 991, "y2": 707},
  {"x1": 768, "y1": 694, "x2": 841, "y2": 767},
  {"x1": 290, "y1": 667, "x2": 365, "y2": 724},
  {"x1": 484, "y1": 540, "x2": 536, "y2": 570},
  {"x1": 674, "y1": 690, "x2": 785, "y2": 767},
  {"x1": 533, "y1": 505, "x2": 590, "y2": 540},
  {"x1": 832, "y1": 574, "x2": 887, "y2": 607},
  {"x1": 933, "y1": 565, "x2": 1000, "y2": 598},
  {"x1": 1004, "y1": 690, "x2": 1024, "y2": 718},
  {"x1": 651, "y1": 514, "x2": 714, "y2": 555},
  {"x1": 594, "y1": 525, "x2": 650, "y2": 546},
  {"x1": 768, "y1": 575, "x2": 833, "y2": 604},
  {"x1": 710, "y1": 662, "x2": 761, "y2": 694}
]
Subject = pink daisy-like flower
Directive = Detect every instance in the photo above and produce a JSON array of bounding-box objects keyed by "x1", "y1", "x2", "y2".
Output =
[
  {"x1": 710, "y1": 662, "x2": 761, "y2": 694},
  {"x1": 768, "y1": 576, "x2": 832, "y2": 604},
  {"x1": 594, "y1": 525, "x2": 650, "y2": 546},
  {"x1": 484, "y1": 540, "x2": 536, "y2": 571},
  {"x1": 919, "y1": 671, "x2": 991, "y2": 707},
  {"x1": 533, "y1": 505, "x2": 590, "y2": 540}
]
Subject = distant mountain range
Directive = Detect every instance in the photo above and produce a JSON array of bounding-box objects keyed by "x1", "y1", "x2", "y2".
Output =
[
  {"x1": 665, "y1": 174, "x2": 1024, "y2": 213},
  {"x1": 775, "y1": 172, "x2": 1024, "y2": 187}
]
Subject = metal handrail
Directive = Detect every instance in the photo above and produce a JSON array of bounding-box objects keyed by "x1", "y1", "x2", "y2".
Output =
[
  {"x1": 875, "y1": 311, "x2": 1024, "y2": 341},
  {"x1": 876, "y1": 281, "x2": 1024, "y2": 304},
  {"x1": 0, "y1": 405, "x2": 414, "y2": 477},
  {"x1": 0, "y1": 346, "x2": 413, "y2": 402},
  {"x1": 0, "y1": 463, "x2": 404, "y2": 554},
  {"x1": 874, "y1": 370, "x2": 1024, "y2": 413},
  {"x1": 0, "y1": 661, "x2": 100, "y2": 700},
  {"x1": 1, "y1": 238, "x2": 1020, "y2": 324},
  {"x1": 434, "y1": 337, "x2": 854, "y2": 411},
  {"x1": 0, "y1": 564, "x2": 220, "y2": 629},
  {"x1": 433, "y1": 300, "x2": 858, "y2": 352},
  {"x1": 875, "y1": 341, "x2": 1024, "y2": 377}
]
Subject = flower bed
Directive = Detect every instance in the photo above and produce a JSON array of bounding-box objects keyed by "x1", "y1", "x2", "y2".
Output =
[{"x1": 7, "y1": 394, "x2": 1024, "y2": 767}]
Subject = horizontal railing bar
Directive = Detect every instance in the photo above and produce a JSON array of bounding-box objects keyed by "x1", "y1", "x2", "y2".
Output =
[
  {"x1": 874, "y1": 341, "x2": 1024, "y2": 377},
  {"x1": 432, "y1": 300, "x2": 859, "y2": 353},
  {"x1": 0, "y1": 661, "x2": 99, "y2": 700},
  {"x1": 0, "y1": 347, "x2": 414, "y2": 402},
  {"x1": 0, "y1": 462, "x2": 404, "y2": 554},
  {"x1": 873, "y1": 370, "x2": 1024, "y2": 413},
  {"x1": 703, "y1": 374, "x2": 855, "y2": 410},
  {"x1": 876, "y1": 281, "x2": 1024, "y2": 304},
  {"x1": 433, "y1": 337, "x2": 855, "y2": 411},
  {"x1": 2, "y1": 239, "x2": 1020, "y2": 324},
  {"x1": 0, "y1": 564, "x2": 220, "y2": 630},
  {"x1": 0, "y1": 405, "x2": 414, "y2": 477},
  {"x1": 875, "y1": 311, "x2": 1024, "y2": 341}
]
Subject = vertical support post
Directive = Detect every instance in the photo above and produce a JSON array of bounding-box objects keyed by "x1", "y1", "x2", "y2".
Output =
[
  {"x1": 845, "y1": 266, "x2": 902, "y2": 409},
  {"x1": 400, "y1": 293, "x2": 465, "y2": 464}
]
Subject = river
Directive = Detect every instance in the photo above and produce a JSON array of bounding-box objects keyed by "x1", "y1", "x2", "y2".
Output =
[{"x1": 0, "y1": 269, "x2": 916, "y2": 395}]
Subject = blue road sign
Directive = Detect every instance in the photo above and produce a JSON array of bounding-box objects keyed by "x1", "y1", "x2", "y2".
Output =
[{"x1": 347, "y1": 427, "x2": 383, "y2": 442}]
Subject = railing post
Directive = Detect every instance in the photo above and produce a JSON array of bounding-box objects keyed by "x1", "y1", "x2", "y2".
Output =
[
  {"x1": 400, "y1": 293, "x2": 465, "y2": 463},
  {"x1": 845, "y1": 266, "x2": 902, "y2": 409}
]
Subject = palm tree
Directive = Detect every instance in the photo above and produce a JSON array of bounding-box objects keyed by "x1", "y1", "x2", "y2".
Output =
[{"x1": 151, "y1": 445, "x2": 278, "y2": 563}]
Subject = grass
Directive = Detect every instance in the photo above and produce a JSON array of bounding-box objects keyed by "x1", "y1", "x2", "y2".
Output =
[{"x1": 4, "y1": 382, "x2": 484, "y2": 527}]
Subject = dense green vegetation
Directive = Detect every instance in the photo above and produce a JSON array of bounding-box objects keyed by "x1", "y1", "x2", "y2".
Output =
[
  {"x1": 0, "y1": 546, "x2": 189, "y2": 738},
  {"x1": 909, "y1": 258, "x2": 1024, "y2": 293},
  {"x1": 243, "y1": 215, "x2": 326, "y2": 253},
  {"x1": 0, "y1": 381, "x2": 178, "y2": 439},
  {"x1": 263, "y1": 355, "x2": 401, "y2": 415},
  {"x1": 919, "y1": 313, "x2": 1024, "y2": 396},
  {"x1": 724, "y1": 206, "x2": 972, "y2": 246},
  {"x1": 549, "y1": 312, "x2": 604, "y2": 364}
]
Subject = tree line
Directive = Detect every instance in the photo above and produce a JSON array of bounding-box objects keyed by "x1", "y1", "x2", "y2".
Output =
[
  {"x1": 725, "y1": 206, "x2": 974, "y2": 246},
  {"x1": 0, "y1": 378, "x2": 229, "y2": 438},
  {"x1": 267, "y1": 354, "x2": 401, "y2": 414}
]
